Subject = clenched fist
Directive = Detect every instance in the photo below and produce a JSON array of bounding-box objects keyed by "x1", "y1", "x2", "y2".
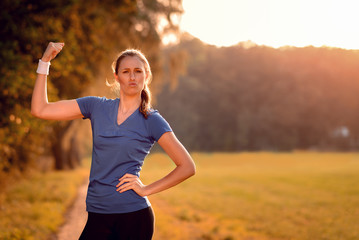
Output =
[{"x1": 41, "y1": 42, "x2": 64, "y2": 62}]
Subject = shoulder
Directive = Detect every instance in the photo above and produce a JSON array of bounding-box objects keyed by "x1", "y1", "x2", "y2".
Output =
[
  {"x1": 145, "y1": 109, "x2": 171, "y2": 128},
  {"x1": 76, "y1": 96, "x2": 115, "y2": 105},
  {"x1": 76, "y1": 96, "x2": 117, "y2": 113},
  {"x1": 144, "y1": 109, "x2": 172, "y2": 141},
  {"x1": 148, "y1": 108, "x2": 159, "y2": 115},
  {"x1": 146, "y1": 109, "x2": 164, "y2": 121}
]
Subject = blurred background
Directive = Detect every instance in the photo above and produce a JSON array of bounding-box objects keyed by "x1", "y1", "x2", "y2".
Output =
[
  {"x1": 1, "y1": 0, "x2": 359, "y2": 239},
  {"x1": 1, "y1": 0, "x2": 358, "y2": 172}
]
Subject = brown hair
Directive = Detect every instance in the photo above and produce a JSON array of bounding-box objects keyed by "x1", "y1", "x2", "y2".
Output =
[{"x1": 110, "y1": 49, "x2": 152, "y2": 119}]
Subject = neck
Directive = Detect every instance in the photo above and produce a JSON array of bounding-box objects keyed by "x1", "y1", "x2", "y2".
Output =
[{"x1": 119, "y1": 92, "x2": 141, "y2": 113}]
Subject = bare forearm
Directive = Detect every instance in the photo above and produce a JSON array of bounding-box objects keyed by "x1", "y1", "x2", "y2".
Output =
[
  {"x1": 31, "y1": 42, "x2": 65, "y2": 118},
  {"x1": 145, "y1": 161, "x2": 195, "y2": 196},
  {"x1": 30, "y1": 42, "x2": 83, "y2": 120},
  {"x1": 31, "y1": 73, "x2": 48, "y2": 117},
  {"x1": 144, "y1": 132, "x2": 196, "y2": 196}
]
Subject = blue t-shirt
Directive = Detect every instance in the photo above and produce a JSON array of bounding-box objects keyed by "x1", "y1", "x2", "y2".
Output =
[{"x1": 76, "y1": 96, "x2": 172, "y2": 214}]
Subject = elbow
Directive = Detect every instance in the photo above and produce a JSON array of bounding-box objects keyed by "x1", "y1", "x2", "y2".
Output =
[
  {"x1": 190, "y1": 163, "x2": 196, "y2": 176},
  {"x1": 31, "y1": 106, "x2": 42, "y2": 118},
  {"x1": 178, "y1": 161, "x2": 196, "y2": 179},
  {"x1": 187, "y1": 162, "x2": 196, "y2": 178},
  {"x1": 31, "y1": 101, "x2": 47, "y2": 118},
  {"x1": 31, "y1": 109, "x2": 39, "y2": 118}
]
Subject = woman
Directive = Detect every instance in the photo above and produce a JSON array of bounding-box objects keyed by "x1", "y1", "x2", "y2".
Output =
[{"x1": 31, "y1": 42, "x2": 196, "y2": 239}]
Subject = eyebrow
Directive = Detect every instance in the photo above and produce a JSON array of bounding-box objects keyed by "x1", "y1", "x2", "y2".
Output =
[{"x1": 120, "y1": 67, "x2": 143, "y2": 70}]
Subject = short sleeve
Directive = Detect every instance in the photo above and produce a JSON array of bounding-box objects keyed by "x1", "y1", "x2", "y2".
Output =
[
  {"x1": 76, "y1": 96, "x2": 102, "y2": 119},
  {"x1": 147, "y1": 111, "x2": 173, "y2": 142}
]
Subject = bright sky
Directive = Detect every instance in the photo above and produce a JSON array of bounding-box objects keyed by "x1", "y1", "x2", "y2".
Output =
[{"x1": 180, "y1": 0, "x2": 359, "y2": 49}]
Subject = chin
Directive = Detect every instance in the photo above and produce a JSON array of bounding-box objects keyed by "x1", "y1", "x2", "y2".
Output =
[{"x1": 125, "y1": 90, "x2": 141, "y2": 96}]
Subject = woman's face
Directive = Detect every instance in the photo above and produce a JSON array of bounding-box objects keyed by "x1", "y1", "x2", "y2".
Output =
[{"x1": 116, "y1": 56, "x2": 148, "y2": 96}]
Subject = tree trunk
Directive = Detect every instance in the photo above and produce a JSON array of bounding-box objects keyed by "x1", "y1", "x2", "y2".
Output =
[
  {"x1": 67, "y1": 134, "x2": 81, "y2": 169},
  {"x1": 51, "y1": 121, "x2": 73, "y2": 170}
]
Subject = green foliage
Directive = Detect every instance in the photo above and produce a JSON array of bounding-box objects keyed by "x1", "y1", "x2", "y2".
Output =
[
  {"x1": 159, "y1": 37, "x2": 359, "y2": 151},
  {"x1": 0, "y1": 0, "x2": 183, "y2": 172}
]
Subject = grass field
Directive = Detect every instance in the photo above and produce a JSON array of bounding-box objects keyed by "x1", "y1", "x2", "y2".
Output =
[
  {"x1": 141, "y1": 152, "x2": 359, "y2": 240},
  {"x1": 1, "y1": 152, "x2": 358, "y2": 240},
  {"x1": 0, "y1": 162, "x2": 89, "y2": 240}
]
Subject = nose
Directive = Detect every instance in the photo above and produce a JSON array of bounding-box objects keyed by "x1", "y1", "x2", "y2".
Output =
[{"x1": 130, "y1": 71, "x2": 135, "y2": 80}]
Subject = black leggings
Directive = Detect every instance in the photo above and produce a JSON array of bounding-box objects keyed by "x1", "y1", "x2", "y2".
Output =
[{"x1": 79, "y1": 207, "x2": 154, "y2": 240}]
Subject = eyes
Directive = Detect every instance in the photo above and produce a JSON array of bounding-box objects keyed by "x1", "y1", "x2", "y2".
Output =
[{"x1": 121, "y1": 69, "x2": 143, "y2": 74}]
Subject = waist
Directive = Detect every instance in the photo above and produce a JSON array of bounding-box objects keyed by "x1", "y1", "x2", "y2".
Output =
[{"x1": 86, "y1": 182, "x2": 150, "y2": 213}]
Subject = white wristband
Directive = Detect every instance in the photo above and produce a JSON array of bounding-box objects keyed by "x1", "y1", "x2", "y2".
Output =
[{"x1": 36, "y1": 59, "x2": 51, "y2": 75}]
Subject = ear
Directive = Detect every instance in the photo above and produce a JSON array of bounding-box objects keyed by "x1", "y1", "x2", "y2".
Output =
[
  {"x1": 114, "y1": 73, "x2": 119, "y2": 82},
  {"x1": 145, "y1": 71, "x2": 150, "y2": 83}
]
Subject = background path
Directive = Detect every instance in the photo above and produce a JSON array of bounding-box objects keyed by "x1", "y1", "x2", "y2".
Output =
[{"x1": 56, "y1": 181, "x2": 88, "y2": 240}]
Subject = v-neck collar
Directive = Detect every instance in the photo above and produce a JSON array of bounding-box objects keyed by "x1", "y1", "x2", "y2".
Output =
[{"x1": 115, "y1": 98, "x2": 139, "y2": 127}]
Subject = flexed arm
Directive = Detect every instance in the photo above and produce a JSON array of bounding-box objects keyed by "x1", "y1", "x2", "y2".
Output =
[{"x1": 31, "y1": 42, "x2": 83, "y2": 120}]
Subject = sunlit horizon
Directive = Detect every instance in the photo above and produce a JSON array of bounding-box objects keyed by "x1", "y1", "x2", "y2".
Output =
[{"x1": 180, "y1": 0, "x2": 359, "y2": 50}]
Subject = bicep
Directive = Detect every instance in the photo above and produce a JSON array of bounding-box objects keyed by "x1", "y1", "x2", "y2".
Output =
[
  {"x1": 36, "y1": 99, "x2": 84, "y2": 120},
  {"x1": 157, "y1": 132, "x2": 193, "y2": 167}
]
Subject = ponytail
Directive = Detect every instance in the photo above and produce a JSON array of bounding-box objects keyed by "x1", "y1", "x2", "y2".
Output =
[{"x1": 140, "y1": 86, "x2": 152, "y2": 119}]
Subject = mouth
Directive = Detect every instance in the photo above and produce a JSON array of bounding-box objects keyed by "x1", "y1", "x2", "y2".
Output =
[{"x1": 129, "y1": 83, "x2": 137, "y2": 87}]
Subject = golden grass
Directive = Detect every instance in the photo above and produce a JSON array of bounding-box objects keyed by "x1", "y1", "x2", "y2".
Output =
[
  {"x1": 1, "y1": 153, "x2": 358, "y2": 240},
  {"x1": 0, "y1": 161, "x2": 89, "y2": 240},
  {"x1": 142, "y1": 152, "x2": 359, "y2": 240}
]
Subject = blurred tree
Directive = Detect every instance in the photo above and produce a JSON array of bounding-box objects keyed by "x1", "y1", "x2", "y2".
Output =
[
  {"x1": 0, "y1": 0, "x2": 183, "y2": 172},
  {"x1": 158, "y1": 36, "x2": 359, "y2": 152}
]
